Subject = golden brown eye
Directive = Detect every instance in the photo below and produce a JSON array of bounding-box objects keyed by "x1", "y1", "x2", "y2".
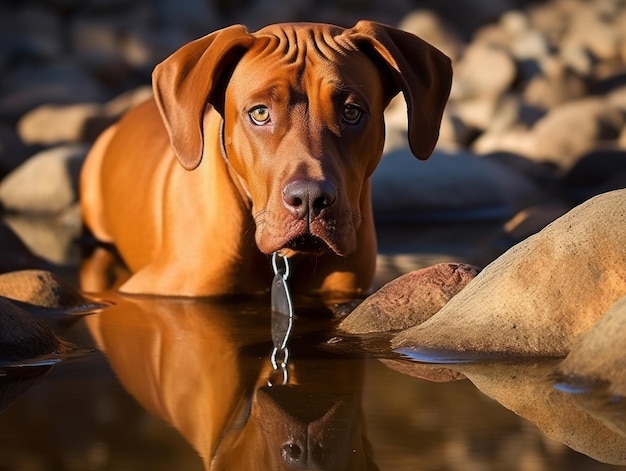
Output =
[
  {"x1": 249, "y1": 106, "x2": 270, "y2": 125},
  {"x1": 343, "y1": 104, "x2": 363, "y2": 125}
]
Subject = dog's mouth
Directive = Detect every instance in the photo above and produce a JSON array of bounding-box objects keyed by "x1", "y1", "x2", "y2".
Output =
[{"x1": 283, "y1": 234, "x2": 331, "y2": 255}]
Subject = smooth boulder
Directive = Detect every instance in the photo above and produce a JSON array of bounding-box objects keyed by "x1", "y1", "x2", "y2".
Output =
[
  {"x1": 393, "y1": 189, "x2": 626, "y2": 358},
  {"x1": 339, "y1": 263, "x2": 480, "y2": 334}
]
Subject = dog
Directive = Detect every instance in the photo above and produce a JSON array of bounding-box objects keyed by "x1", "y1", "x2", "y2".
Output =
[{"x1": 80, "y1": 21, "x2": 452, "y2": 298}]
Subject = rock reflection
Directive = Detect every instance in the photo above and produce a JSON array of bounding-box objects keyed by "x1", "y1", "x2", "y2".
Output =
[
  {"x1": 85, "y1": 295, "x2": 377, "y2": 470},
  {"x1": 383, "y1": 357, "x2": 626, "y2": 466}
]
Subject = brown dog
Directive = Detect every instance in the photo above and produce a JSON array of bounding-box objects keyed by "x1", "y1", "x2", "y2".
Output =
[{"x1": 80, "y1": 21, "x2": 451, "y2": 297}]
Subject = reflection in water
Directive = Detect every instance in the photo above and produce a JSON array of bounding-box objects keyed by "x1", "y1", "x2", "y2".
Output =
[
  {"x1": 378, "y1": 355, "x2": 626, "y2": 466},
  {"x1": 0, "y1": 365, "x2": 52, "y2": 414},
  {"x1": 85, "y1": 295, "x2": 378, "y2": 470},
  {"x1": 457, "y1": 361, "x2": 626, "y2": 465},
  {"x1": 555, "y1": 378, "x2": 626, "y2": 440}
]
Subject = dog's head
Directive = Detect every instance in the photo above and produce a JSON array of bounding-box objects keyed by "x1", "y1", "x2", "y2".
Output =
[{"x1": 153, "y1": 22, "x2": 452, "y2": 257}]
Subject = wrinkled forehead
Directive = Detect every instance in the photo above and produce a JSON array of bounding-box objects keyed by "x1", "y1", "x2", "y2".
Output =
[
  {"x1": 253, "y1": 22, "x2": 358, "y2": 58},
  {"x1": 230, "y1": 23, "x2": 382, "y2": 93},
  {"x1": 244, "y1": 23, "x2": 372, "y2": 72}
]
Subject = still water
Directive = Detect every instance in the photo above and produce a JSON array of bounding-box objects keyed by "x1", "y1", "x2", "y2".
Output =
[{"x1": 1, "y1": 223, "x2": 625, "y2": 470}]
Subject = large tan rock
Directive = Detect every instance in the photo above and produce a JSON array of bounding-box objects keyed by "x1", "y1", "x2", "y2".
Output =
[
  {"x1": 393, "y1": 189, "x2": 626, "y2": 358},
  {"x1": 556, "y1": 294, "x2": 626, "y2": 397},
  {"x1": 553, "y1": 295, "x2": 626, "y2": 438}
]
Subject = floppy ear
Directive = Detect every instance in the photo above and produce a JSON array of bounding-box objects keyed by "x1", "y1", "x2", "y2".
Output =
[
  {"x1": 345, "y1": 21, "x2": 452, "y2": 160},
  {"x1": 152, "y1": 25, "x2": 256, "y2": 170}
]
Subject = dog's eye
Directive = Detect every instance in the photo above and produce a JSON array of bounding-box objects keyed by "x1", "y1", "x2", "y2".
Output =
[
  {"x1": 342, "y1": 104, "x2": 363, "y2": 125},
  {"x1": 249, "y1": 106, "x2": 271, "y2": 125}
]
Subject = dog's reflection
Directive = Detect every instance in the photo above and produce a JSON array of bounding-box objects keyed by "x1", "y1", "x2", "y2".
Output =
[{"x1": 85, "y1": 295, "x2": 378, "y2": 470}]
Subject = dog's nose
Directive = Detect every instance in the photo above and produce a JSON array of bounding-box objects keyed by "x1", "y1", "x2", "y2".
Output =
[{"x1": 283, "y1": 179, "x2": 337, "y2": 219}]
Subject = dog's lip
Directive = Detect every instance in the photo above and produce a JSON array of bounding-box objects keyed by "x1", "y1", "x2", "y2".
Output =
[{"x1": 283, "y1": 234, "x2": 331, "y2": 255}]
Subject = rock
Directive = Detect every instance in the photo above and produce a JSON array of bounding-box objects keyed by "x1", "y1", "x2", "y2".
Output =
[
  {"x1": 523, "y1": 60, "x2": 587, "y2": 108},
  {"x1": 471, "y1": 127, "x2": 537, "y2": 157},
  {"x1": 607, "y1": 85, "x2": 626, "y2": 112},
  {"x1": 3, "y1": 210, "x2": 82, "y2": 266},
  {"x1": 17, "y1": 103, "x2": 103, "y2": 145},
  {"x1": 561, "y1": 2, "x2": 621, "y2": 62},
  {"x1": 449, "y1": 94, "x2": 499, "y2": 130},
  {"x1": 0, "y1": 296, "x2": 59, "y2": 362},
  {"x1": 450, "y1": 42, "x2": 517, "y2": 100},
  {"x1": 0, "y1": 270, "x2": 88, "y2": 310},
  {"x1": 0, "y1": 220, "x2": 52, "y2": 274},
  {"x1": 398, "y1": 10, "x2": 463, "y2": 62},
  {"x1": 556, "y1": 295, "x2": 626, "y2": 397},
  {"x1": 554, "y1": 296, "x2": 626, "y2": 437},
  {"x1": 527, "y1": 2, "x2": 567, "y2": 39},
  {"x1": 372, "y1": 148, "x2": 540, "y2": 223},
  {"x1": 393, "y1": 189, "x2": 626, "y2": 358},
  {"x1": 339, "y1": 263, "x2": 481, "y2": 334},
  {"x1": 0, "y1": 145, "x2": 87, "y2": 214},
  {"x1": 528, "y1": 98, "x2": 624, "y2": 170},
  {"x1": 510, "y1": 29, "x2": 551, "y2": 60}
]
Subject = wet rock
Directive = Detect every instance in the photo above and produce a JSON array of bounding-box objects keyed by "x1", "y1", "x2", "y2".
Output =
[
  {"x1": 392, "y1": 189, "x2": 626, "y2": 358},
  {"x1": 339, "y1": 263, "x2": 480, "y2": 334},
  {"x1": 0, "y1": 270, "x2": 87, "y2": 310},
  {"x1": 556, "y1": 295, "x2": 626, "y2": 398},
  {"x1": 0, "y1": 296, "x2": 59, "y2": 362},
  {"x1": 0, "y1": 145, "x2": 87, "y2": 214}
]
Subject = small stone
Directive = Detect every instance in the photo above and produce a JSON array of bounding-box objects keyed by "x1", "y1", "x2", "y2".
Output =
[{"x1": 339, "y1": 263, "x2": 480, "y2": 334}]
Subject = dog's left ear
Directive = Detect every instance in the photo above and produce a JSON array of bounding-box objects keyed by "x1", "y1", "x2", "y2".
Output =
[
  {"x1": 345, "y1": 21, "x2": 452, "y2": 160},
  {"x1": 152, "y1": 25, "x2": 256, "y2": 170}
]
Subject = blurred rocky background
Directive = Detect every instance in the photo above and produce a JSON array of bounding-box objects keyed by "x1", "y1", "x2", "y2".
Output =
[{"x1": 1, "y1": 0, "x2": 626, "y2": 278}]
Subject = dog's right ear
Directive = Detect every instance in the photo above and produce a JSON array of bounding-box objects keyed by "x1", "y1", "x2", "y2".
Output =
[{"x1": 153, "y1": 25, "x2": 255, "y2": 170}]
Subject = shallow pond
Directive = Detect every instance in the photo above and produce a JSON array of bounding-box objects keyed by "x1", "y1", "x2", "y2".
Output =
[{"x1": 1, "y1": 222, "x2": 625, "y2": 470}]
